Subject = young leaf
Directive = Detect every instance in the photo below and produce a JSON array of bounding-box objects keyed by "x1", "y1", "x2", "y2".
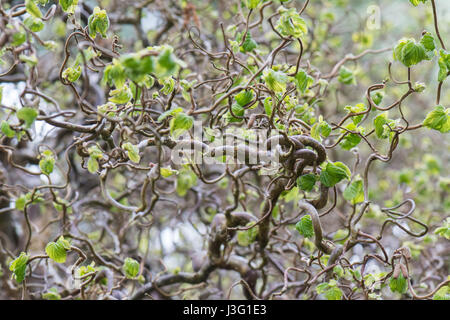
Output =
[
  {"x1": 374, "y1": 112, "x2": 389, "y2": 138},
  {"x1": 9, "y1": 252, "x2": 29, "y2": 283},
  {"x1": 389, "y1": 273, "x2": 408, "y2": 294},
  {"x1": 244, "y1": 0, "x2": 261, "y2": 9},
  {"x1": 295, "y1": 215, "x2": 314, "y2": 238},
  {"x1": 176, "y1": 169, "x2": 197, "y2": 197},
  {"x1": 24, "y1": 16, "x2": 44, "y2": 32},
  {"x1": 45, "y1": 241, "x2": 67, "y2": 263},
  {"x1": 42, "y1": 288, "x2": 61, "y2": 300},
  {"x1": 59, "y1": 0, "x2": 76, "y2": 13},
  {"x1": 343, "y1": 178, "x2": 364, "y2": 204},
  {"x1": 227, "y1": 103, "x2": 245, "y2": 123},
  {"x1": 235, "y1": 90, "x2": 254, "y2": 107},
  {"x1": 123, "y1": 257, "x2": 140, "y2": 279},
  {"x1": 25, "y1": 0, "x2": 42, "y2": 18},
  {"x1": 240, "y1": 32, "x2": 258, "y2": 53},
  {"x1": 432, "y1": 285, "x2": 450, "y2": 300},
  {"x1": 1, "y1": 121, "x2": 15, "y2": 138},
  {"x1": 170, "y1": 113, "x2": 193, "y2": 138},
  {"x1": 276, "y1": 7, "x2": 308, "y2": 38},
  {"x1": 263, "y1": 69, "x2": 289, "y2": 93},
  {"x1": 297, "y1": 173, "x2": 317, "y2": 192},
  {"x1": 293, "y1": 69, "x2": 314, "y2": 93},
  {"x1": 324, "y1": 286, "x2": 343, "y2": 300},
  {"x1": 62, "y1": 65, "x2": 81, "y2": 83},
  {"x1": 320, "y1": 161, "x2": 351, "y2": 187},
  {"x1": 16, "y1": 107, "x2": 38, "y2": 128},
  {"x1": 237, "y1": 223, "x2": 259, "y2": 246},
  {"x1": 88, "y1": 6, "x2": 109, "y2": 38},
  {"x1": 39, "y1": 151, "x2": 55, "y2": 175},
  {"x1": 123, "y1": 142, "x2": 140, "y2": 163},
  {"x1": 409, "y1": 0, "x2": 428, "y2": 6},
  {"x1": 160, "y1": 167, "x2": 178, "y2": 178},
  {"x1": 87, "y1": 156, "x2": 99, "y2": 173},
  {"x1": 393, "y1": 38, "x2": 427, "y2": 67},
  {"x1": 434, "y1": 218, "x2": 450, "y2": 240},
  {"x1": 155, "y1": 46, "x2": 186, "y2": 78},
  {"x1": 338, "y1": 66, "x2": 356, "y2": 85},
  {"x1": 423, "y1": 105, "x2": 450, "y2": 133},
  {"x1": 108, "y1": 85, "x2": 132, "y2": 104}
]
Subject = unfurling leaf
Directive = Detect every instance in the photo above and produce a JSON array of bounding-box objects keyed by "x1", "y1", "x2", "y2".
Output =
[{"x1": 123, "y1": 257, "x2": 140, "y2": 279}]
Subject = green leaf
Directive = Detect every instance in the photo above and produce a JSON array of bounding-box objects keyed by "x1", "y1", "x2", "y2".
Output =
[
  {"x1": 9, "y1": 252, "x2": 29, "y2": 283},
  {"x1": 1, "y1": 121, "x2": 15, "y2": 138},
  {"x1": 316, "y1": 281, "x2": 342, "y2": 300},
  {"x1": 394, "y1": 38, "x2": 427, "y2": 67},
  {"x1": 123, "y1": 257, "x2": 140, "y2": 279},
  {"x1": 434, "y1": 218, "x2": 450, "y2": 240},
  {"x1": 157, "y1": 107, "x2": 183, "y2": 122},
  {"x1": 371, "y1": 92, "x2": 384, "y2": 105},
  {"x1": 343, "y1": 178, "x2": 364, "y2": 204},
  {"x1": 432, "y1": 285, "x2": 450, "y2": 300},
  {"x1": 170, "y1": 113, "x2": 193, "y2": 138},
  {"x1": 295, "y1": 215, "x2": 314, "y2": 238},
  {"x1": 108, "y1": 85, "x2": 132, "y2": 104},
  {"x1": 12, "y1": 31, "x2": 26, "y2": 47},
  {"x1": 389, "y1": 274, "x2": 408, "y2": 294},
  {"x1": 374, "y1": 112, "x2": 389, "y2": 138},
  {"x1": 413, "y1": 81, "x2": 426, "y2": 92},
  {"x1": 24, "y1": 16, "x2": 44, "y2": 32},
  {"x1": 311, "y1": 117, "x2": 331, "y2": 140},
  {"x1": 57, "y1": 236, "x2": 71, "y2": 250},
  {"x1": 276, "y1": 7, "x2": 308, "y2": 38},
  {"x1": 334, "y1": 265, "x2": 344, "y2": 278},
  {"x1": 344, "y1": 103, "x2": 366, "y2": 125},
  {"x1": 120, "y1": 50, "x2": 154, "y2": 84},
  {"x1": 59, "y1": 0, "x2": 75, "y2": 12},
  {"x1": 293, "y1": 69, "x2": 314, "y2": 93},
  {"x1": 324, "y1": 286, "x2": 343, "y2": 300},
  {"x1": 176, "y1": 169, "x2": 197, "y2": 196},
  {"x1": 160, "y1": 167, "x2": 178, "y2": 178},
  {"x1": 88, "y1": 6, "x2": 109, "y2": 38},
  {"x1": 16, "y1": 107, "x2": 38, "y2": 128},
  {"x1": 320, "y1": 161, "x2": 351, "y2": 187},
  {"x1": 160, "y1": 77, "x2": 176, "y2": 95},
  {"x1": 437, "y1": 49, "x2": 450, "y2": 82},
  {"x1": 123, "y1": 142, "x2": 140, "y2": 163},
  {"x1": 297, "y1": 173, "x2": 317, "y2": 192},
  {"x1": 237, "y1": 223, "x2": 259, "y2": 246},
  {"x1": 87, "y1": 156, "x2": 99, "y2": 173},
  {"x1": 45, "y1": 241, "x2": 67, "y2": 263},
  {"x1": 423, "y1": 105, "x2": 450, "y2": 133},
  {"x1": 235, "y1": 90, "x2": 254, "y2": 107},
  {"x1": 338, "y1": 66, "x2": 356, "y2": 85},
  {"x1": 39, "y1": 151, "x2": 55, "y2": 175},
  {"x1": 19, "y1": 54, "x2": 38, "y2": 67},
  {"x1": 409, "y1": 0, "x2": 428, "y2": 6},
  {"x1": 339, "y1": 122, "x2": 363, "y2": 150},
  {"x1": 26, "y1": 0, "x2": 42, "y2": 18},
  {"x1": 263, "y1": 69, "x2": 289, "y2": 93},
  {"x1": 103, "y1": 63, "x2": 126, "y2": 88},
  {"x1": 155, "y1": 46, "x2": 186, "y2": 78},
  {"x1": 227, "y1": 103, "x2": 245, "y2": 123},
  {"x1": 42, "y1": 288, "x2": 61, "y2": 300},
  {"x1": 420, "y1": 32, "x2": 435, "y2": 52},
  {"x1": 263, "y1": 97, "x2": 273, "y2": 116},
  {"x1": 62, "y1": 65, "x2": 81, "y2": 83},
  {"x1": 241, "y1": 32, "x2": 258, "y2": 53},
  {"x1": 244, "y1": 0, "x2": 261, "y2": 9}
]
